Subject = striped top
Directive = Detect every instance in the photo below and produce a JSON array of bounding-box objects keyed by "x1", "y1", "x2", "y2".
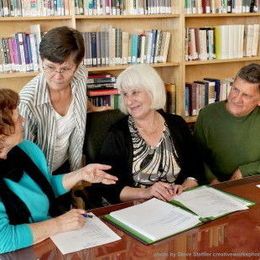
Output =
[
  {"x1": 129, "y1": 116, "x2": 181, "y2": 187},
  {"x1": 52, "y1": 97, "x2": 75, "y2": 171},
  {"x1": 19, "y1": 65, "x2": 87, "y2": 173}
]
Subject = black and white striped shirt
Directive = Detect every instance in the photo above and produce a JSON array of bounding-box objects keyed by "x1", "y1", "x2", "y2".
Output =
[
  {"x1": 129, "y1": 116, "x2": 181, "y2": 187},
  {"x1": 19, "y1": 65, "x2": 87, "y2": 173}
]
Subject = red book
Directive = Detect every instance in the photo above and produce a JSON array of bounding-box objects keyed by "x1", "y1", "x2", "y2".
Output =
[
  {"x1": 87, "y1": 88, "x2": 119, "y2": 97},
  {"x1": 88, "y1": 73, "x2": 113, "y2": 78}
]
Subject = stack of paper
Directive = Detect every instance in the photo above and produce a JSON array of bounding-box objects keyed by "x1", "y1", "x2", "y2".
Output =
[{"x1": 51, "y1": 213, "x2": 121, "y2": 254}]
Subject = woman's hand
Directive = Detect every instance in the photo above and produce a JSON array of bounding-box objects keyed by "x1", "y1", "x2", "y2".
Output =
[
  {"x1": 171, "y1": 184, "x2": 183, "y2": 197},
  {"x1": 54, "y1": 209, "x2": 86, "y2": 233},
  {"x1": 142, "y1": 182, "x2": 183, "y2": 201},
  {"x1": 29, "y1": 208, "x2": 88, "y2": 244},
  {"x1": 80, "y1": 164, "x2": 118, "y2": 184}
]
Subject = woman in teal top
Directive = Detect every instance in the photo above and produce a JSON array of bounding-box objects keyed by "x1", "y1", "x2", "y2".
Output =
[{"x1": 0, "y1": 89, "x2": 118, "y2": 253}]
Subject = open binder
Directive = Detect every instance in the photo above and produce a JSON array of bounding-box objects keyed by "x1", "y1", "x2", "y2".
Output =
[{"x1": 104, "y1": 186, "x2": 254, "y2": 244}]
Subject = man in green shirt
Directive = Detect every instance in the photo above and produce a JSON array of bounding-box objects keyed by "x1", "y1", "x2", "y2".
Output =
[{"x1": 194, "y1": 63, "x2": 260, "y2": 184}]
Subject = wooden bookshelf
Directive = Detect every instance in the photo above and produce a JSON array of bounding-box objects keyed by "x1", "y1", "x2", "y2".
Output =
[
  {"x1": 0, "y1": 1, "x2": 259, "y2": 120},
  {"x1": 183, "y1": 10, "x2": 260, "y2": 117}
]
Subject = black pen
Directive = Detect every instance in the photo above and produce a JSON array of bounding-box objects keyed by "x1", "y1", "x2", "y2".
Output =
[{"x1": 82, "y1": 213, "x2": 93, "y2": 218}]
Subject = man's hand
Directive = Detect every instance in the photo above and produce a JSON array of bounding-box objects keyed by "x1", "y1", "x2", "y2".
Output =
[{"x1": 230, "y1": 168, "x2": 243, "y2": 181}]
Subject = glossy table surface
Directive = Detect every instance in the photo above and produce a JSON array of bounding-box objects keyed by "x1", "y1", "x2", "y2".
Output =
[{"x1": 1, "y1": 176, "x2": 259, "y2": 260}]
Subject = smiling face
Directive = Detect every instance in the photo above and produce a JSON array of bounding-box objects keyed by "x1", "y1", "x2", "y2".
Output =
[
  {"x1": 42, "y1": 55, "x2": 77, "y2": 91},
  {"x1": 226, "y1": 77, "x2": 260, "y2": 117},
  {"x1": 121, "y1": 88, "x2": 153, "y2": 120}
]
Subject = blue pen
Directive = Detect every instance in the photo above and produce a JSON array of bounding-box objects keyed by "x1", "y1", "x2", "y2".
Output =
[{"x1": 82, "y1": 213, "x2": 93, "y2": 218}]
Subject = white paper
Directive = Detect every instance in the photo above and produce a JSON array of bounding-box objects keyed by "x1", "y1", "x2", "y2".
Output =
[
  {"x1": 173, "y1": 186, "x2": 249, "y2": 218},
  {"x1": 110, "y1": 198, "x2": 201, "y2": 241},
  {"x1": 51, "y1": 213, "x2": 121, "y2": 254}
]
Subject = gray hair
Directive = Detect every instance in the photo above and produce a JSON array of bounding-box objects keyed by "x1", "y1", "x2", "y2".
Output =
[
  {"x1": 235, "y1": 63, "x2": 260, "y2": 90},
  {"x1": 116, "y1": 64, "x2": 166, "y2": 114}
]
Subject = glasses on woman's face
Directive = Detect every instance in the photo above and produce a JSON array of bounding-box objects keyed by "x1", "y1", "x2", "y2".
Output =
[{"x1": 42, "y1": 63, "x2": 76, "y2": 77}]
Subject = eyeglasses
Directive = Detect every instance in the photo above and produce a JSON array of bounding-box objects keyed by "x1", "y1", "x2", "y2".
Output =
[{"x1": 42, "y1": 64, "x2": 75, "y2": 76}]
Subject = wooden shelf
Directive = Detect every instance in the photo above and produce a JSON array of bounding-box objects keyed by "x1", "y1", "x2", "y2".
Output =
[
  {"x1": 87, "y1": 62, "x2": 179, "y2": 72},
  {"x1": 0, "y1": 72, "x2": 38, "y2": 79},
  {"x1": 185, "y1": 13, "x2": 260, "y2": 18},
  {"x1": 185, "y1": 57, "x2": 260, "y2": 66},
  {"x1": 0, "y1": 62, "x2": 179, "y2": 78},
  {"x1": 75, "y1": 14, "x2": 179, "y2": 20},
  {"x1": 0, "y1": 1, "x2": 259, "y2": 119},
  {"x1": 184, "y1": 116, "x2": 197, "y2": 123},
  {"x1": 0, "y1": 16, "x2": 72, "y2": 21}
]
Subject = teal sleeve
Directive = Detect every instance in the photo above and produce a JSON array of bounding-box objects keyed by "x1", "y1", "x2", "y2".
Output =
[
  {"x1": 0, "y1": 204, "x2": 33, "y2": 253},
  {"x1": 239, "y1": 161, "x2": 260, "y2": 177},
  {"x1": 50, "y1": 174, "x2": 69, "y2": 196}
]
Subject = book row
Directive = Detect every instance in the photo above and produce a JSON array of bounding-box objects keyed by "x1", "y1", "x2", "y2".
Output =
[
  {"x1": 74, "y1": 0, "x2": 173, "y2": 15},
  {"x1": 185, "y1": 24, "x2": 260, "y2": 61},
  {"x1": 82, "y1": 28, "x2": 171, "y2": 66},
  {"x1": 87, "y1": 73, "x2": 117, "y2": 90},
  {"x1": 0, "y1": 0, "x2": 70, "y2": 17},
  {"x1": 87, "y1": 73, "x2": 176, "y2": 114},
  {"x1": 0, "y1": 24, "x2": 171, "y2": 73},
  {"x1": 0, "y1": 24, "x2": 41, "y2": 73},
  {"x1": 185, "y1": 77, "x2": 233, "y2": 116},
  {"x1": 185, "y1": 0, "x2": 259, "y2": 14},
  {"x1": 88, "y1": 94, "x2": 121, "y2": 109},
  {"x1": 0, "y1": 33, "x2": 40, "y2": 73}
]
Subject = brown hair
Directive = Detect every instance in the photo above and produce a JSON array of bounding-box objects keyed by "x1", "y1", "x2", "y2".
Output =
[
  {"x1": 39, "y1": 26, "x2": 85, "y2": 65},
  {"x1": 0, "y1": 89, "x2": 19, "y2": 137}
]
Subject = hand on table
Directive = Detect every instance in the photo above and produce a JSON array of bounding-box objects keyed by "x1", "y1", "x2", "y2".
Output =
[{"x1": 144, "y1": 182, "x2": 183, "y2": 201}]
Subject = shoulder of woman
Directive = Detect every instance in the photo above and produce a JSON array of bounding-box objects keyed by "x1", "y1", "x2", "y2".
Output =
[
  {"x1": 19, "y1": 75, "x2": 41, "y2": 99},
  {"x1": 109, "y1": 115, "x2": 129, "y2": 131},
  {"x1": 75, "y1": 65, "x2": 88, "y2": 79},
  {"x1": 159, "y1": 110, "x2": 186, "y2": 125},
  {"x1": 18, "y1": 140, "x2": 46, "y2": 166}
]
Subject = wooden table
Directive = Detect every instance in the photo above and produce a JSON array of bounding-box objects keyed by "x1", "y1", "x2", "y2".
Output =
[{"x1": 1, "y1": 176, "x2": 259, "y2": 260}]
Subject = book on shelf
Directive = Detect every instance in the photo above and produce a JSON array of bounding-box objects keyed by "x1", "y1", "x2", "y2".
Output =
[
  {"x1": 81, "y1": 27, "x2": 171, "y2": 67},
  {"x1": 75, "y1": 0, "x2": 174, "y2": 15},
  {"x1": 104, "y1": 185, "x2": 254, "y2": 244},
  {"x1": 87, "y1": 83, "x2": 116, "y2": 89},
  {"x1": 0, "y1": 0, "x2": 70, "y2": 17},
  {"x1": 185, "y1": 0, "x2": 259, "y2": 14},
  {"x1": 87, "y1": 72, "x2": 117, "y2": 89},
  {"x1": 185, "y1": 77, "x2": 233, "y2": 116},
  {"x1": 165, "y1": 82, "x2": 176, "y2": 114},
  {"x1": 185, "y1": 23, "x2": 259, "y2": 61},
  {"x1": 89, "y1": 94, "x2": 121, "y2": 109},
  {"x1": 0, "y1": 24, "x2": 41, "y2": 73},
  {"x1": 88, "y1": 72, "x2": 114, "y2": 78},
  {"x1": 87, "y1": 88, "x2": 119, "y2": 97}
]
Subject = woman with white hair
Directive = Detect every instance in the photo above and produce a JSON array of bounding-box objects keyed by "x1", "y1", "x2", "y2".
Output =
[{"x1": 97, "y1": 64, "x2": 205, "y2": 203}]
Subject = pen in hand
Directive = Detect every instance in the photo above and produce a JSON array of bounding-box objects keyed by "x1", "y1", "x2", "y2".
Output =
[{"x1": 82, "y1": 213, "x2": 93, "y2": 218}]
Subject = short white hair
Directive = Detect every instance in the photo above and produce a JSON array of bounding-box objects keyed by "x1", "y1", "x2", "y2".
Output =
[{"x1": 116, "y1": 64, "x2": 166, "y2": 114}]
